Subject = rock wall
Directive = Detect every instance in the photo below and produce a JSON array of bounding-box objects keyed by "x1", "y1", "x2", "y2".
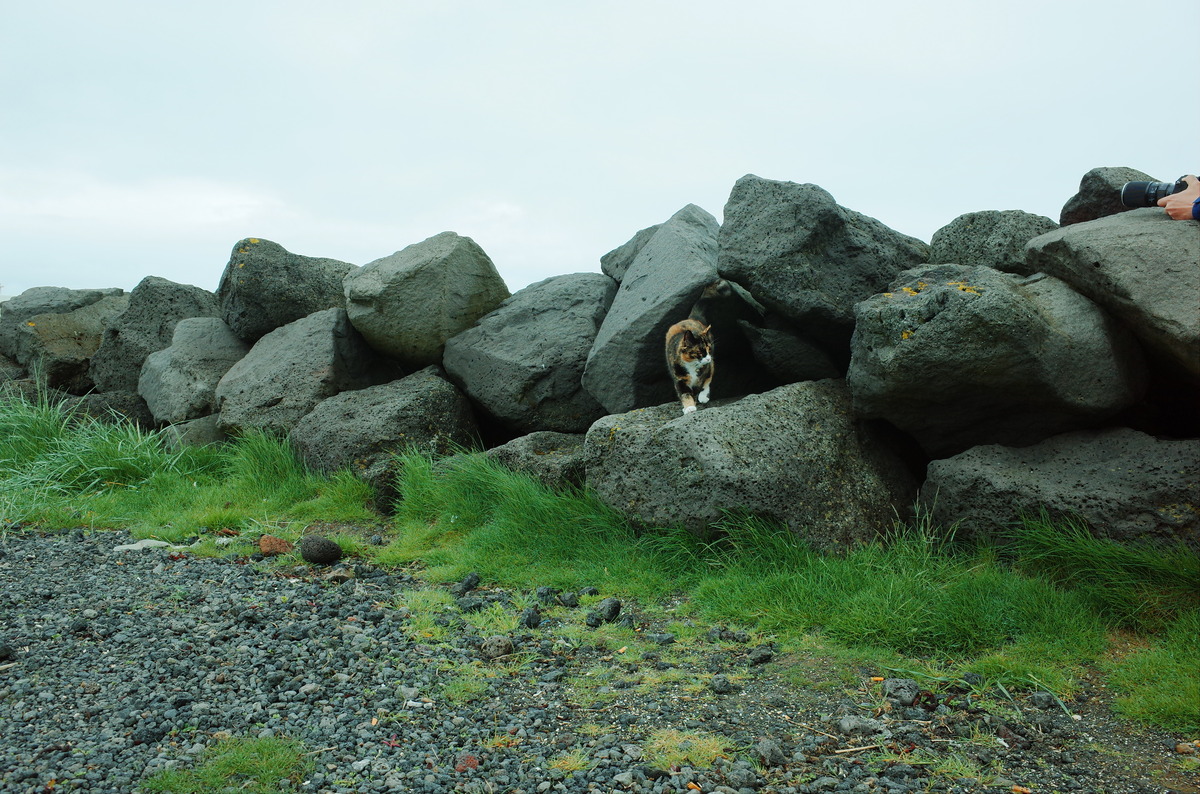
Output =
[{"x1": 2, "y1": 168, "x2": 1196, "y2": 551}]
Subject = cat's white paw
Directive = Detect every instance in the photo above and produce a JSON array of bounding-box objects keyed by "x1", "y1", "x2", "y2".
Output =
[
  {"x1": 698, "y1": 388, "x2": 710, "y2": 404},
  {"x1": 682, "y1": 404, "x2": 697, "y2": 414}
]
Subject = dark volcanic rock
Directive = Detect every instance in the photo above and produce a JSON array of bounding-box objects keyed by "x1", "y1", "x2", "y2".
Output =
[
  {"x1": 217, "y1": 238, "x2": 357, "y2": 344},
  {"x1": 299, "y1": 535, "x2": 343, "y2": 565}
]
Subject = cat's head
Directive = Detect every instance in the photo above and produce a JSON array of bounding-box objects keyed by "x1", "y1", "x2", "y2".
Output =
[{"x1": 680, "y1": 325, "x2": 713, "y2": 361}]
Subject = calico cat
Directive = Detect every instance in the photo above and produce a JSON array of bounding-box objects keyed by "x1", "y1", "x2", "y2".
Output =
[{"x1": 665, "y1": 318, "x2": 714, "y2": 415}]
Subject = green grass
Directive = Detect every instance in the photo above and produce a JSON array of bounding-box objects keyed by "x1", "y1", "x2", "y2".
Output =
[
  {"x1": 1107, "y1": 608, "x2": 1200, "y2": 732},
  {"x1": 0, "y1": 393, "x2": 377, "y2": 540},
  {"x1": 2, "y1": 392, "x2": 1196, "y2": 735},
  {"x1": 1004, "y1": 511, "x2": 1200, "y2": 632},
  {"x1": 441, "y1": 665, "x2": 490, "y2": 704},
  {"x1": 140, "y1": 735, "x2": 313, "y2": 793},
  {"x1": 383, "y1": 450, "x2": 693, "y2": 600},
  {"x1": 642, "y1": 728, "x2": 732, "y2": 769}
]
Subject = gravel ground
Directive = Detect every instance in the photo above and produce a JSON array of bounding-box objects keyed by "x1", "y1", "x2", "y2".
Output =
[{"x1": 0, "y1": 529, "x2": 1196, "y2": 794}]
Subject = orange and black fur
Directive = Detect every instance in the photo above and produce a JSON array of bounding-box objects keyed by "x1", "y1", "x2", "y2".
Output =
[{"x1": 665, "y1": 319, "x2": 714, "y2": 415}]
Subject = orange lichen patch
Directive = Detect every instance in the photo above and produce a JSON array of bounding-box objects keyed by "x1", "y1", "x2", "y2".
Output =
[
  {"x1": 947, "y1": 280, "x2": 981, "y2": 295},
  {"x1": 901, "y1": 329, "x2": 914, "y2": 340}
]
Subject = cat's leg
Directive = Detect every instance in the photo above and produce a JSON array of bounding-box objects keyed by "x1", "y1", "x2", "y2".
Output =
[
  {"x1": 697, "y1": 385, "x2": 710, "y2": 405},
  {"x1": 679, "y1": 392, "x2": 697, "y2": 414}
]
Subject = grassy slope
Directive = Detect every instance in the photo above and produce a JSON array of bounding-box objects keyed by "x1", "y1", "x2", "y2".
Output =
[{"x1": 1, "y1": 393, "x2": 1197, "y2": 735}]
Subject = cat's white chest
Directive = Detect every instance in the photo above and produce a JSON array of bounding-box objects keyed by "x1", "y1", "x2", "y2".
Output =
[{"x1": 681, "y1": 355, "x2": 711, "y2": 387}]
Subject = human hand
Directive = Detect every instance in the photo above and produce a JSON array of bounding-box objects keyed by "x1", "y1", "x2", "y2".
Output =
[{"x1": 1158, "y1": 174, "x2": 1200, "y2": 220}]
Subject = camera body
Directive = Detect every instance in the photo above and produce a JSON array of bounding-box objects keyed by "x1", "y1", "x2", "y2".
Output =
[{"x1": 1120, "y1": 176, "x2": 1189, "y2": 208}]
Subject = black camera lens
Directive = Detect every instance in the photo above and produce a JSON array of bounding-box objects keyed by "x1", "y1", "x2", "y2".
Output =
[{"x1": 1120, "y1": 179, "x2": 1186, "y2": 208}]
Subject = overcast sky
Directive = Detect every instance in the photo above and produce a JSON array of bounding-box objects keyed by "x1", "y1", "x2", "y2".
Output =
[{"x1": 2, "y1": 1, "x2": 1197, "y2": 300}]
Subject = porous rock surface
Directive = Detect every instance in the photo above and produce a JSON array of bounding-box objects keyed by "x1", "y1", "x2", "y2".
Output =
[
  {"x1": 289, "y1": 366, "x2": 478, "y2": 504},
  {"x1": 584, "y1": 380, "x2": 916, "y2": 550},
  {"x1": 717, "y1": 174, "x2": 930, "y2": 353},
  {"x1": 214, "y1": 308, "x2": 398, "y2": 436},
  {"x1": 599, "y1": 222, "x2": 660, "y2": 282},
  {"x1": 89, "y1": 276, "x2": 219, "y2": 393},
  {"x1": 929, "y1": 209, "x2": 1058, "y2": 275},
  {"x1": 139, "y1": 318, "x2": 251, "y2": 424},
  {"x1": 216, "y1": 238, "x2": 358, "y2": 344},
  {"x1": 848, "y1": 264, "x2": 1146, "y2": 457},
  {"x1": 0, "y1": 287, "x2": 124, "y2": 362},
  {"x1": 1025, "y1": 207, "x2": 1200, "y2": 378},
  {"x1": 1058, "y1": 165, "x2": 1157, "y2": 226},
  {"x1": 6, "y1": 292, "x2": 130, "y2": 393},
  {"x1": 482, "y1": 430, "x2": 587, "y2": 489},
  {"x1": 344, "y1": 232, "x2": 510, "y2": 369},
  {"x1": 921, "y1": 427, "x2": 1200, "y2": 551}
]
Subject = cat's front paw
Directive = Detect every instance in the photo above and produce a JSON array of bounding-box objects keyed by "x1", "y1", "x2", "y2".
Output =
[
  {"x1": 698, "y1": 388, "x2": 710, "y2": 404},
  {"x1": 682, "y1": 404, "x2": 697, "y2": 414}
]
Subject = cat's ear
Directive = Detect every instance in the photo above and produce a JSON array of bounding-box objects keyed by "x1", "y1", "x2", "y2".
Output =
[{"x1": 702, "y1": 325, "x2": 712, "y2": 336}]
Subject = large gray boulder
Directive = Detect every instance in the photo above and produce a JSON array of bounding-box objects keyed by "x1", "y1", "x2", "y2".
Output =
[
  {"x1": 848, "y1": 265, "x2": 1146, "y2": 457},
  {"x1": 289, "y1": 366, "x2": 477, "y2": 505},
  {"x1": 6, "y1": 292, "x2": 130, "y2": 393},
  {"x1": 344, "y1": 232, "x2": 510, "y2": 368},
  {"x1": 215, "y1": 308, "x2": 399, "y2": 435},
  {"x1": 583, "y1": 380, "x2": 917, "y2": 550},
  {"x1": 0, "y1": 286, "x2": 124, "y2": 361},
  {"x1": 920, "y1": 428, "x2": 1200, "y2": 551},
  {"x1": 600, "y1": 223, "x2": 661, "y2": 282},
  {"x1": 1025, "y1": 208, "x2": 1200, "y2": 379},
  {"x1": 582, "y1": 204, "x2": 720, "y2": 414},
  {"x1": 216, "y1": 238, "x2": 358, "y2": 343},
  {"x1": 90, "y1": 276, "x2": 219, "y2": 393},
  {"x1": 717, "y1": 174, "x2": 929, "y2": 352},
  {"x1": 139, "y1": 318, "x2": 251, "y2": 424},
  {"x1": 484, "y1": 431, "x2": 587, "y2": 490},
  {"x1": 929, "y1": 210, "x2": 1058, "y2": 275},
  {"x1": 443, "y1": 273, "x2": 616, "y2": 435},
  {"x1": 1059, "y1": 166, "x2": 1156, "y2": 226}
]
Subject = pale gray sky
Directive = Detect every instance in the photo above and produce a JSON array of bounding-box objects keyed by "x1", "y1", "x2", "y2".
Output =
[{"x1": 2, "y1": 1, "x2": 1197, "y2": 300}]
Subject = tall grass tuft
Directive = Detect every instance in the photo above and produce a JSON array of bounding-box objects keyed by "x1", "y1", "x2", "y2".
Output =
[
  {"x1": 1004, "y1": 512, "x2": 1200, "y2": 632},
  {"x1": 0, "y1": 394, "x2": 376, "y2": 538},
  {"x1": 386, "y1": 450, "x2": 682, "y2": 598},
  {"x1": 686, "y1": 514, "x2": 1106, "y2": 670}
]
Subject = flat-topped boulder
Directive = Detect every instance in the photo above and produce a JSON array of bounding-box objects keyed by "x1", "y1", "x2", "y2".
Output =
[{"x1": 584, "y1": 380, "x2": 916, "y2": 551}]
